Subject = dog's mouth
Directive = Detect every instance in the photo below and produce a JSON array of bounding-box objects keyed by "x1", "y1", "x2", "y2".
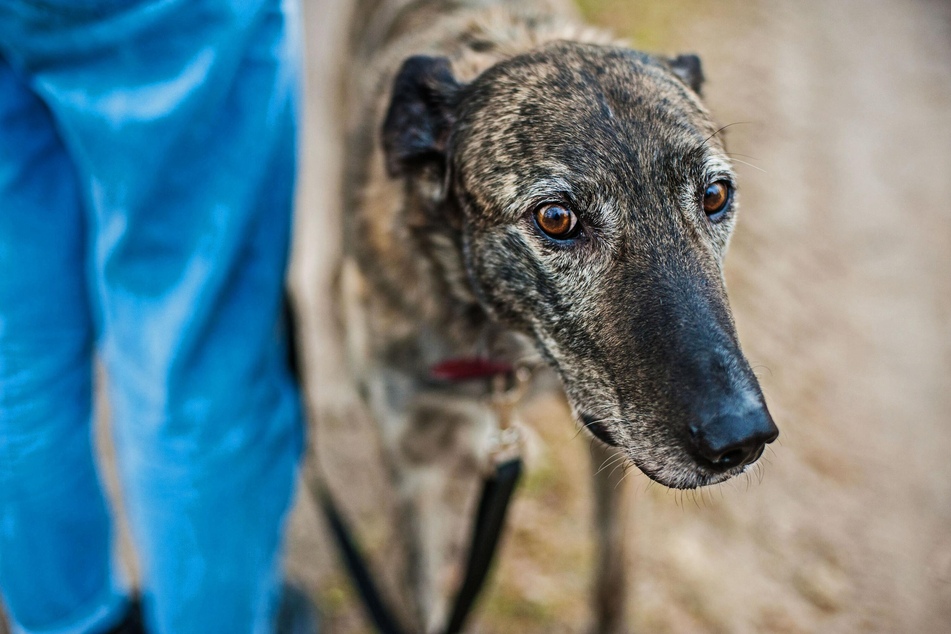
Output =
[
  {"x1": 580, "y1": 414, "x2": 619, "y2": 447},
  {"x1": 578, "y1": 413, "x2": 760, "y2": 490},
  {"x1": 632, "y1": 455, "x2": 754, "y2": 490}
]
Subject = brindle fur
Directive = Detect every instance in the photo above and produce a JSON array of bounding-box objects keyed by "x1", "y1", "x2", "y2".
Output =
[{"x1": 334, "y1": 0, "x2": 777, "y2": 631}]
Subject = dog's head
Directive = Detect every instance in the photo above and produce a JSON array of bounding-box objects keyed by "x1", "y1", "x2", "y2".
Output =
[{"x1": 382, "y1": 41, "x2": 777, "y2": 489}]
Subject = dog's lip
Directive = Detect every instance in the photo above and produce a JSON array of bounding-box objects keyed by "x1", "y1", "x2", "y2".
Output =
[
  {"x1": 633, "y1": 456, "x2": 748, "y2": 490},
  {"x1": 580, "y1": 414, "x2": 620, "y2": 447},
  {"x1": 578, "y1": 413, "x2": 762, "y2": 489}
]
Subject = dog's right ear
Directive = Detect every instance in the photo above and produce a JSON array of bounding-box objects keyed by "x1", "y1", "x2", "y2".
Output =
[
  {"x1": 382, "y1": 55, "x2": 461, "y2": 177},
  {"x1": 667, "y1": 54, "x2": 705, "y2": 96}
]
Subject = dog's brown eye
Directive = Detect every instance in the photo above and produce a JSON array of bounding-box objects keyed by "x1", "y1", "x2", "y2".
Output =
[
  {"x1": 702, "y1": 181, "x2": 732, "y2": 218},
  {"x1": 535, "y1": 204, "x2": 578, "y2": 239}
]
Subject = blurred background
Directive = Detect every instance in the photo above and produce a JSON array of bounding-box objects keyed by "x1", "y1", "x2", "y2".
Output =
[
  {"x1": 286, "y1": 0, "x2": 951, "y2": 632},
  {"x1": 288, "y1": 0, "x2": 951, "y2": 632}
]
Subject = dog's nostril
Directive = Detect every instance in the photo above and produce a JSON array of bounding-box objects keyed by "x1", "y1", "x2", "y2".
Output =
[
  {"x1": 699, "y1": 441, "x2": 763, "y2": 471},
  {"x1": 715, "y1": 448, "x2": 747, "y2": 468}
]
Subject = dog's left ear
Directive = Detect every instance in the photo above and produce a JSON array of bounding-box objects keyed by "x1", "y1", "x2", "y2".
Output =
[
  {"x1": 667, "y1": 54, "x2": 705, "y2": 96},
  {"x1": 382, "y1": 55, "x2": 461, "y2": 177}
]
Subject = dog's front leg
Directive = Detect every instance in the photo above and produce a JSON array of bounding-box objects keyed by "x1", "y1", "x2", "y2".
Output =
[
  {"x1": 385, "y1": 394, "x2": 495, "y2": 633},
  {"x1": 590, "y1": 441, "x2": 630, "y2": 634}
]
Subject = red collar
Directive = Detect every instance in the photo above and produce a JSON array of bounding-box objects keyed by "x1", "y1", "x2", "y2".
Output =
[{"x1": 429, "y1": 358, "x2": 514, "y2": 382}]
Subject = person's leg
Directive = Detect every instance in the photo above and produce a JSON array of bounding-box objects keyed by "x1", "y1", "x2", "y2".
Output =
[
  {"x1": 0, "y1": 56, "x2": 129, "y2": 634},
  {"x1": 0, "y1": 0, "x2": 306, "y2": 632}
]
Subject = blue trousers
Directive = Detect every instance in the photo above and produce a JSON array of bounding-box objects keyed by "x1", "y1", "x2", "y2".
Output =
[{"x1": 0, "y1": 1, "x2": 304, "y2": 632}]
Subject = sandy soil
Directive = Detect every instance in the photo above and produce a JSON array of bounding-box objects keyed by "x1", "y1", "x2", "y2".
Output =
[{"x1": 287, "y1": 0, "x2": 951, "y2": 632}]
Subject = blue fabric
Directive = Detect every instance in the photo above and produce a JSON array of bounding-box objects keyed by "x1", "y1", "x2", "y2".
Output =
[{"x1": 0, "y1": 1, "x2": 304, "y2": 632}]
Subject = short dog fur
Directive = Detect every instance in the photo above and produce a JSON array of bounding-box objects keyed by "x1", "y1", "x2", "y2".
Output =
[{"x1": 333, "y1": 0, "x2": 779, "y2": 630}]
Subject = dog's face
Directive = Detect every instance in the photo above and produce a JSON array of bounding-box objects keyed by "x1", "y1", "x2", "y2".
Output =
[{"x1": 383, "y1": 42, "x2": 777, "y2": 489}]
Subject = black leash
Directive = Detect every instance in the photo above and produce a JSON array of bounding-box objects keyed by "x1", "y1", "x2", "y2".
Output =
[
  {"x1": 313, "y1": 458, "x2": 522, "y2": 634},
  {"x1": 444, "y1": 458, "x2": 522, "y2": 634},
  {"x1": 313, "y1": 480, "x2": 409, "y2": 634},
  {"x1": 283, "y1": 296, "x2": 523, "y2": 633}
]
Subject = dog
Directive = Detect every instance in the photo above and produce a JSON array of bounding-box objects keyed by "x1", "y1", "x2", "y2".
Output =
[{"x1": 330, "y1": 0, "x2": 779, "y2": 630}]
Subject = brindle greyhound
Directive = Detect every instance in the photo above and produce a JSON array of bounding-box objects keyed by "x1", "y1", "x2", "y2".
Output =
[{"x1": 331, "y1": 0, "x2": 778, "y2": 631}]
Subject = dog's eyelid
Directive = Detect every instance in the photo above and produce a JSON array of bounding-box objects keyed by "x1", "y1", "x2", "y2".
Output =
[
  {"x1": 702, "y1": 170, "x2": 735, "y2": 187},
  {"x1": 535, "y1": 188, "x2": 575, "y2": 205},
  {"x1": 533, "y1": 196, "x2": 568, "y2": 207},
  {"x1": 523, "y1": 191, "x2": 579, "y2": 216}
]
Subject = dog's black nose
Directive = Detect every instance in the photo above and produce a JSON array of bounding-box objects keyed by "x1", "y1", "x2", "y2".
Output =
[{"x1": 689, "y1": 406, "x2": 778, "y2": 471}]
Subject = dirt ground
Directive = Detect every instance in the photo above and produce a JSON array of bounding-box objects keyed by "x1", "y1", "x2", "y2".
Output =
[
  {"x1": 4, "y1": 1, "x2": 946, "y2": 633},
  {"x1": 287, "y1": 0, "x2": 951, "y2": 633}
]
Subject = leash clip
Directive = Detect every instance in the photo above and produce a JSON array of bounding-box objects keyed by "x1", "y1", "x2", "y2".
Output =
[{"x1": 487, "y1": 366, "x2": 531, "y2": 467}]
